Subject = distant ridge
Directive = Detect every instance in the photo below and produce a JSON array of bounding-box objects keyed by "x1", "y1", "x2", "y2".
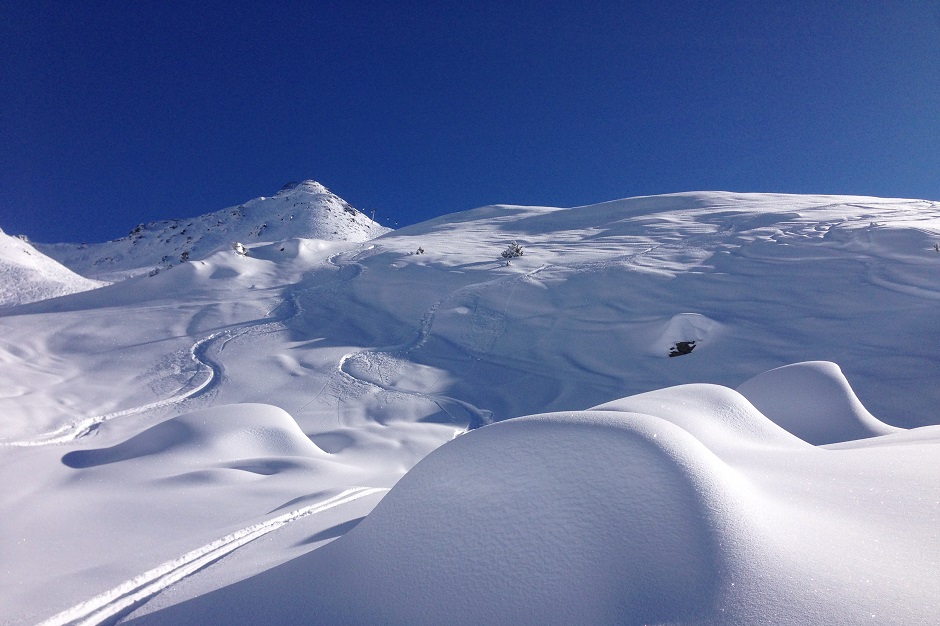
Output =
[
  {"x1": 36, "y1": 180, "x2": 389, "y2": 281},
  {"x1": 0, "y1": 227, "x2": 105, "y2": 308}
]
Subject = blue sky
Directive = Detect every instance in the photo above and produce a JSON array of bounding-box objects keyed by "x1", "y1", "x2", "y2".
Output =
[{"x1": 2, "y1": 1, "x2": 938, "y2": 243}]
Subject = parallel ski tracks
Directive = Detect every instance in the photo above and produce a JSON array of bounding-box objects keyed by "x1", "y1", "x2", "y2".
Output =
[{"x1": 37, "y1": 486, "x2": 387, "y2": 626}]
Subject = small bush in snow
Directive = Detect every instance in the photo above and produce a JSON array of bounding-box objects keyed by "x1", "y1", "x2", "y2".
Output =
[{"x1": 500, "y1": 241, "x2": 524, "y2": 260}]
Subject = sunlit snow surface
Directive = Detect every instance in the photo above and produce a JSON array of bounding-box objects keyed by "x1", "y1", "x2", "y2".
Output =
[
  {"x1": 1, "y1": 191, "x2": 939, "y2": 624},
  {"x1": 35, "y1": 180, "x2": 388, "y2": 281},
  {"x1": 0, "y1": 228, "x2": 105, "y2": 308}
]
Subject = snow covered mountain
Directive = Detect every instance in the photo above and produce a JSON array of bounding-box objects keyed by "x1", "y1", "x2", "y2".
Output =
[
  {"x1": 0, "y1": 227, "x2": 105, "y2": 308},
  {"x1": 2, "y1": 191, "x2": 939, "y2": 625},
  {"x1": 36, "y1": 180, "x2": 388, "y2": 281}
]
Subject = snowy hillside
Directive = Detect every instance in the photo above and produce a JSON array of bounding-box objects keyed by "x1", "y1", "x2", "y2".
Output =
[
  {"x1": 0, "y1": 227, "x2": 105, "y2": 308},
  {"x1": 36, "y1": 181, "x2": 388, "y2": 280},
  {"x1": 1, "y1": 191, "x2": 939, "y2": 625}
]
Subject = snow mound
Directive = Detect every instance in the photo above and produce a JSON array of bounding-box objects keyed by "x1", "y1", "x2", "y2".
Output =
[
  {"x1": 127, "y1": 410, "x2": 752, "y2": 625},
  {"x1": 62, "y1": 404, "x2": 324, "y2": 470},
  {"x1": 736, "y1": 361, "x2": 902, "y2": 444},
  {"x1": 5, "y1": 191, "x2": 940, "y2": 624},
  {"x1": 0, "y1": 228, "x2": 105, "y2": 307},
  {"x1": 591, "y1": 383, "x2": 809, "y2": 452},
  {"x1": 129, "y1": 381, "x2": 940, "y2": 625},
  {"x1": 648, "y1": 313, "x2": 722, "y2": 357},
  {"x1": 36, "y1": 181, "x2": 389, "y2": 280}
]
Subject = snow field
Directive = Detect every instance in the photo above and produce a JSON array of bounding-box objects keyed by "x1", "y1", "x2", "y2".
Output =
[
  {"x1": 0, "y1": 228, "x2": 105, "y2": 308},
  {"x1": 1, "y1": 190, "x2": 939, "y2": 624},
  {"x1": 125, "y1": 384, "x2": 940, "y2": 624}
]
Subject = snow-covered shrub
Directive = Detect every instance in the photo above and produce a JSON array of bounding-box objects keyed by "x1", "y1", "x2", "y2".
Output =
[{"x1": 500, "y1": 241, "x2": 524, "y2": 259}]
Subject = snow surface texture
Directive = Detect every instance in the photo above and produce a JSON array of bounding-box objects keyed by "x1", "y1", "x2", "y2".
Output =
[
  {"x1": 1, "y1": 190, "x2": 940, "y2": 624},
  {"x1": 35, "y1": 180, "x2": 389, "y2": 280},
  {"x1": 0, "y1": 227, "x2": 105, "y2": 308},
  {"x1": 128, "y1": 386, "x2": 940, "y2": 625}
]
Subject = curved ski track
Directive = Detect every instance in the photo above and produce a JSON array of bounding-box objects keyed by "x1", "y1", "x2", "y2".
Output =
[
  {"x1": 1, "y1": 297, "x2": 299, "y2": 447},
  {"x1": 331, "y1": 249, "x2": 550, "y2": 430},
  {"x1": 3, "y1": 244, "x2": 373, "y2": 447}
]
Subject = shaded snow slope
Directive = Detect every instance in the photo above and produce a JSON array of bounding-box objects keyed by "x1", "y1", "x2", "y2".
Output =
[
  {"x1": 128, "y1": 387, "x2": 940, "y2": 625},
  {"x1": 357, "y1": 191, "x2": 940, "y2": 427},
  {"x1": 736, "y1": 360, "x2": 902, "y2": 444},
  {"x1": 0, "y1": 227, "x2": 105, "y2": 308},
  {"x1": 61, "y1": 403, "x2": 326, "y2": 470},
  {"x1": 1, "y1": 191, "x2": 939, "y2": 625},
  {"x1": 36, "y1": 181, "x2": 389, "y2": 280}
]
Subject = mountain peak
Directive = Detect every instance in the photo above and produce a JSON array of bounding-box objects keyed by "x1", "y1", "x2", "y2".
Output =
[
  {"x1": 276, "y1": 180, "x2": 330, "y2": 196},
  {"x1": 36, "y1": 181, "x2": 390, "y2": 281}
]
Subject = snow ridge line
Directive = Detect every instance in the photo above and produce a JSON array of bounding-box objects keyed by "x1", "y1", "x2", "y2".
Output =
[
  {"x1": 38, "y1": 486, "x2": 388, "y2": 626},
  {"x1": 0, "y1": 297, "x2": 298, "y2": 448}
]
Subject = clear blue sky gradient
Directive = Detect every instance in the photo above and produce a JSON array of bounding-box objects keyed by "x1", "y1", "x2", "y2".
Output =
[{"x1": 2, "y1": 1, "x2": 938, "y2": 243}]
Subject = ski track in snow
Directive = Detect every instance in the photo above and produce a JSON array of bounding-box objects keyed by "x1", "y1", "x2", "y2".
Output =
[
  {"x1": 13, "y1": 202, "x2": 933, "y2": 448},
  {"x1": 332, "y1": 252, "x2": 550, "y2": 429},
  {"x1": 4, "y1": 193, "x2": 940, "y2": 625},
  {"x1": 0, "y1": 297, "x2": 299, "y2": 447},
  {"x1": 2, "y1": 244, "x2": 374, "y2": 447},
  {"x1": 36, "y1": 486, "x2": 387, "y2": 626}
]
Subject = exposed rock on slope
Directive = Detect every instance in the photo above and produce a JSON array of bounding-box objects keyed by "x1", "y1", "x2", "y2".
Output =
[{"x1": 37, "y1": 181, "x2": 389, "y2": 280}]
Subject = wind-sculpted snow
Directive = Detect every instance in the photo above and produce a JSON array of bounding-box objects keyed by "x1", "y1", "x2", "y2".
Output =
[
  {"x1": 1, "y1": 191, "x2": 940, "y2": 624},
  {"x1": 128, "y1": 408, "x2": 747, "y2": 625},
  {"x1": 591, "y1": 383, "x2": 810, "y2": 452},
  {"x1": 736, "y1": 361, "x2": 902, "y2": 444},
  {"x1": 61, "y1": 404, "x2": 325, "y2": 470},
  {"x1": 126, "y1": 389, "x2": 940, "y2": 625}
]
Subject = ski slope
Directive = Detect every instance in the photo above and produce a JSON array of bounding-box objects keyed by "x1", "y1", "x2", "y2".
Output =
[{"x1": 1, "y1": 190, "x2": 939, "y2": 624}]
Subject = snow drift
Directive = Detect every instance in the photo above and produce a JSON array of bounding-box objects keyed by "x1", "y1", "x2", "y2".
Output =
[
  {"x1": 736, "y1": 360, "x2": 902, "y2": 444},
  {"x1": 128, "y1": 381, "x2": 940, "y2": 625},
  {"x1": 1, "y1": 190, "x2": 939, "y2": 625}
]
